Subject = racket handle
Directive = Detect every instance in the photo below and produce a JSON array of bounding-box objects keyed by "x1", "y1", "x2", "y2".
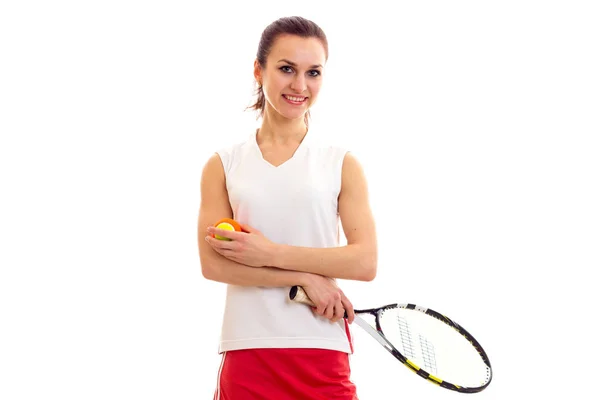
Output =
[
  {"x1": 289, "y1": 286, "x2": 349, "y2": 319},
  {"x1": 289, "y1": 285, "x2": 315, "y2": 306}
]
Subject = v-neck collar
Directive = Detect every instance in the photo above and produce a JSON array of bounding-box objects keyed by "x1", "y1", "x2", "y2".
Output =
[{"x1": 252, "y1": 128, "x2": 310, "y2": 169}]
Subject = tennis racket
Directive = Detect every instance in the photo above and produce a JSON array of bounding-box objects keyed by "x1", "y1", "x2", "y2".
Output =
[{"x1": 289, "y1": 286, "x2": 492, "y2": 393}]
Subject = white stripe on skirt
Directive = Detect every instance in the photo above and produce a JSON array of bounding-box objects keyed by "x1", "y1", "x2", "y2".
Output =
[{"x1": 214, "y1": 353, "x2": 227, "y2": 400}]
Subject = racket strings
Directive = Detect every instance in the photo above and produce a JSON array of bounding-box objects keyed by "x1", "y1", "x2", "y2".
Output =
[
  {"x1": 396, "y1": 313, "x2": 439, "y2": 373},
  {"x1": 396, "y1": 315, "x2": 416, "y2": 358},
  {"x1": 418, "y1": 334, "x2": 437, "y2": 373},
  {"x1": 380, "y1": 307, "x2": 490, "y2": 388}
]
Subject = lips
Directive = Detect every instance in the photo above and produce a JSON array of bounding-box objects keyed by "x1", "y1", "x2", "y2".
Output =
[{"x1": 282, "y1": 94, "x2": 308, "y2": 104}]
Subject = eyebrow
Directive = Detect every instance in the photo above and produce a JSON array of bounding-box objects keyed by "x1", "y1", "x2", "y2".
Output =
[{"x1": 278, "y1": 59, "x2": 323, "y2": 69}]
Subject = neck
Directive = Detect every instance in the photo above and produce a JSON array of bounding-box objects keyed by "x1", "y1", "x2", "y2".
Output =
[{"x1": 258, "y1": 106, "x2": 307, "y2": 145}]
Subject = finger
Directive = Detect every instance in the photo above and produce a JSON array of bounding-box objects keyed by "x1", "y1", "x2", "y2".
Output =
[
  {"x1": 315, "y1": 302, "x2": 326, "y2": 316},
  {"x1": 239, "y1": 224, "x2": 260, "y2": 234},
  {"x1": 205, "y1": 241, "x2": 226, "y2": 256},
  {"x1": 207, "y1": 227, "x2": 234, "y2": 240},
  {"x1": 340, "y1": 294, "x2": 355, "y2": 324},
  {"x1": 207, "y1": 227, "x2": 245, "y2": 241},
  {"x1": 324, "y1": 302, "x2": 335, "y2": 320},
  {"x1": 212, "y1": 247, "x2": 238, "y2": 262},
  {"x1": 332, "y1": 301, "x2": 345, "y2": 323},
  {"x1": 205, "y1": 236, "x2": 235, "y2": 250},
  {"x1": 238, "y1": 224, "x2": 253, "y2": 233}
]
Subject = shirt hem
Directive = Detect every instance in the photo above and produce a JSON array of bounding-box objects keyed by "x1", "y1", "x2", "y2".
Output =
[{"x1": 218, "y1": 337, "x2": 352, "y2": 354}]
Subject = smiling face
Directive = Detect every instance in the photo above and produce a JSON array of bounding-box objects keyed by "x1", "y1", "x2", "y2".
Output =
[{"x1": 254, "y1": 34, "x2": 327, "y2": 122}]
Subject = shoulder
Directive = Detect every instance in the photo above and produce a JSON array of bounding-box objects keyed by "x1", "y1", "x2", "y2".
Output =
[
  {"x1": 202, "y1": 142, "x2": 245, "y2": 178},
  {"x1": 216, "y1": 136, "x2": 251, "y2": 159},
  {"x1": 341, "y1": 152, "x2": 367, "y2": 183},
  {"x1": 304, "y1": 128, "x2": 349, "y2": 163},
  {"x1": 304, "y1": 129, "x2": 360, "y2": 164},
  {"x1": 201, "y1": 153, "x2": 225, "y2": 183},
  {"x1": 209, "y1": 133, "x2": 255, "y2": 173}
]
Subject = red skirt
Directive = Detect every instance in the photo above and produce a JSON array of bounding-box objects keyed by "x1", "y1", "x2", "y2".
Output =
[{"x1": 213, "y1": 348, "x2": 359, "y2": 400}]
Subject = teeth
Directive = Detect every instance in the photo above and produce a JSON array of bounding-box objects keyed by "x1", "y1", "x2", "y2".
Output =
[{"x1": 284, "y1": 95, "x2": 306, "y2": 102}]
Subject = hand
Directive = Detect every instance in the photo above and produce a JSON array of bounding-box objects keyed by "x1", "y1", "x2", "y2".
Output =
[
  {"x1": 205, "y1": 223, "x2": 276, "y2": 268},
  {"x1": 302, "y1": 274, "x2": 355, "y2": 324}
]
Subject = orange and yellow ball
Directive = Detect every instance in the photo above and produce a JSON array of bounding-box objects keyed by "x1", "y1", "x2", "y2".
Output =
[{"x1": 211, "y1": 218, "x2": 242, "y2": 240}]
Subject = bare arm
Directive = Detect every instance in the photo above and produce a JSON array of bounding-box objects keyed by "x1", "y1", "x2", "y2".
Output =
[
  {"x1": 198, "y1": 153, "x2": 312, "y2": 287},
  {"x1": 273, "y1": 153, "x2": 378, "y2": 281}
]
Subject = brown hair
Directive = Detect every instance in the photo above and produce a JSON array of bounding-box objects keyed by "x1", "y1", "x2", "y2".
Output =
[{"x1": 246, "y1": 16, "x2": 329, "y2": 126}]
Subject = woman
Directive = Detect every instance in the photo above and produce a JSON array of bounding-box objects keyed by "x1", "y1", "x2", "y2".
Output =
[{"x1": 198, "y1": 16, "x2": 378, "y2": 400}]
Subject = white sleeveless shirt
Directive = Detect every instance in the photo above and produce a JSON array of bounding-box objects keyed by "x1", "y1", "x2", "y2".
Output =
[{"x1": 215, "y1": 127, "x2": 352, "y2": 354}]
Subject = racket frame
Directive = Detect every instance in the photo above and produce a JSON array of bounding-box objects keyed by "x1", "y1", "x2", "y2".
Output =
[{"x1": 289, "y1": 286, "x2": 492, "y2": 394}]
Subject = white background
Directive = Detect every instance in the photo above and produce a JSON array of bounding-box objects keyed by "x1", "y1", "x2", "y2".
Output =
[{"x1": 1, "y1": 1, "x2": 599, "y2": 399}]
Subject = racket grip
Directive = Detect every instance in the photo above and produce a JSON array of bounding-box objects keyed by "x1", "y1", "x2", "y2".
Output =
[
  {"x1": 289, "y1": 285, "x2": 315, "y2": 306},
  {"x1": 289, "y1": 286, "x2": 349, "y2": 319}
]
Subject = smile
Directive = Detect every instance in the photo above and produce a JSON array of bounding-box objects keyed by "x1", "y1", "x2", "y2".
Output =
[{"x1": 282, "y1": 94, "x2": 308, "y2": 105}]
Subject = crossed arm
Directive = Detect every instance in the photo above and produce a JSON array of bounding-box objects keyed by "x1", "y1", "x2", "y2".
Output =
[
  {"x1": 198, "y1": 151, "x2": 377, "y2": 283},
  {"x1": 197, "y1": 151, "x2": 377, "y2": 322}
]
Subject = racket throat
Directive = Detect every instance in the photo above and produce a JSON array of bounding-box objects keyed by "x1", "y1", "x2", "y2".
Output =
[{"x1": 353, "y1": 315, "x2": 396, "y2": 353}]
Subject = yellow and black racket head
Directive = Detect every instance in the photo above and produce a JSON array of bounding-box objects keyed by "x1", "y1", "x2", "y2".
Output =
[
  {"x1": 289, "y1": 286, "x2": 492, "y2": 393},
  {"x1": 375, "y1": 303, "x2": 492, "y2": 392}
]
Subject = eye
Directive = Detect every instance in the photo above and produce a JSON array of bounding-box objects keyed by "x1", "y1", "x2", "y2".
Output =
[
  {"x1": 308, "y1": 70, "x2": 321, "y2": 77},
  {"x1": 279, "y1": 66, "x2": 293, "y2": 73}
]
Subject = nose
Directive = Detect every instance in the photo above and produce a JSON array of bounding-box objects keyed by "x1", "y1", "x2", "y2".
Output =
[{"x1": 290, "y1": 74, "x2": 307, "y2": 93}]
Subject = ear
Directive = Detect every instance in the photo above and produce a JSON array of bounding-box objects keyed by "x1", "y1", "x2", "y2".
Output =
[{"x1": 253, "y1": 59, "x2": 262, "y2": 85}]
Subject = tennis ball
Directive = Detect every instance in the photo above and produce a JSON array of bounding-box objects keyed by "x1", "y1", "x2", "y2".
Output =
[{"x1": 212, "y1": 218, "x2": 242, "y2": 240}]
